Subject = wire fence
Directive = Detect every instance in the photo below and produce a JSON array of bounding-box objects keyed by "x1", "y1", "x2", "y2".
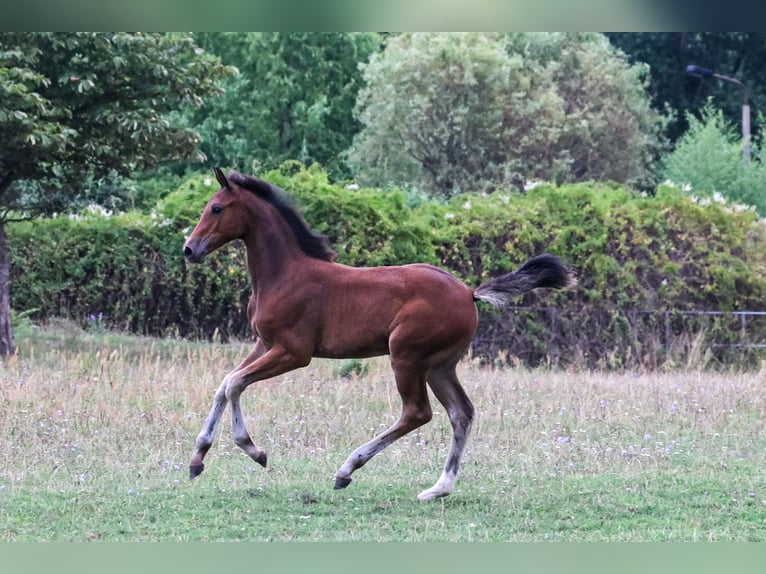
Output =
[
  {"x1": 472, "y1": 306, "x2": 766, "y2": 368},
  {"x1": 501, "y1": 307, "x2": 766, "y2": 348},
  {"x1": 655, "y1": 309, "x2": 766, "y2": 349}
]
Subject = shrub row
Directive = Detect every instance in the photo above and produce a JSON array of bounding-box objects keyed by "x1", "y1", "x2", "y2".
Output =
[{"x1": 9, "y1": 164, "x2": 766, "y2": 368}]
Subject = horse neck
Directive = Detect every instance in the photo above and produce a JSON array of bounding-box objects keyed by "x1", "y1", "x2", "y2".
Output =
[{"x1": 242, "y1": 198, "x2": 305, "y2": 293}]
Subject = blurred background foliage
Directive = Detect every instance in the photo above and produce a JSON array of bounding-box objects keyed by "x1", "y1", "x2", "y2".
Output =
[
  {"x1": 3, "y1": 32, "x2": 766, "y2": 367},
  {"x1": 9, "y1": 164, "x2": 766, "y2": 369}
]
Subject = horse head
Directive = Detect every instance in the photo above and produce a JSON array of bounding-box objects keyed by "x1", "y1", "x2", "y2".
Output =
[{"x1": 183, "y1": 167, "x2": 250, "y2": 263}]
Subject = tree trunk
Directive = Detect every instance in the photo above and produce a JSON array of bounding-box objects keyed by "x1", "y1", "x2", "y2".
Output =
[{"x1": 0, "y1": 219, "x2": 15, "y2": 356}]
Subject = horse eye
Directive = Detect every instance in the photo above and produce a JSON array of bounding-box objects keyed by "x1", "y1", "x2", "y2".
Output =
[{"x1": 211, "y1": 205, "x2": 224, "y2": 215}]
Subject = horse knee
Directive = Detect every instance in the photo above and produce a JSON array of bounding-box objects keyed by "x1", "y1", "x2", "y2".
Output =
[
  {"x1": 464, "y1": 402, "x2": 475, "y2": 425},
  {"x1": 213, "y1": 385, "x2": 228, "y2": 406},
  {"x1": 406, "y1": 404, "x2": 433, "y2": 428},
  {"x1": 225, "y1": 379, "x2": 245, "y2": 402}
]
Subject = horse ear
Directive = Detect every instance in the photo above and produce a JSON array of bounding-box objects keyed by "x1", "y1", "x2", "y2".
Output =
[{"x1": 214, "y1": 167, "x2": 231, "y2": 191}]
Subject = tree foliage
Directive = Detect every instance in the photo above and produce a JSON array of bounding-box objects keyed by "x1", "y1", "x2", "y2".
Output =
[
  {"x1": 348, "y1": 32, "x2": 667, "y2": 198},
  {"x1": 185, "y1": 32, "x2": 381, "y2": 179},
  {"x1": 606, "y1": 32, "x2": 766, "y2": 143},
  {"x1": 0, "y1": 32, "x2": 234, "y2": 355},
  {"x1": 0, "y1": 32, "x2": 234, "y2": 214},
  {"x1": 662, "y1": 102, "x2": 766, "y2": 214}
]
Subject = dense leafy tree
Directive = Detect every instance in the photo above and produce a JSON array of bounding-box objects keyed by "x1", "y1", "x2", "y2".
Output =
[
  {"x1": 348, "y1": 33, "x2": 667, "y2": 198},
  {"x1": 662, "y1": 103, "x2": 766, "y2": 214},
  {"x1": 185, "y1": 32, "x2": 382, "y2": 179},
  {"x1": 606, "y1": 33, "x2": 766, "y2": 143},
  {"x1": 0, "y1": 32, "x2": 234, "y2": 355}
]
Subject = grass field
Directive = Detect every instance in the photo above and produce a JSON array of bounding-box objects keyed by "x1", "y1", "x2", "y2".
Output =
[{"x1": 1, "y1": 324, "x2": 766, "y2": 541}]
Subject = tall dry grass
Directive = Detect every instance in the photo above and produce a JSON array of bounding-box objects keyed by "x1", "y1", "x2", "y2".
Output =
[{"x1": 2, "y1": 329, "x2": 766, "y2": 499}]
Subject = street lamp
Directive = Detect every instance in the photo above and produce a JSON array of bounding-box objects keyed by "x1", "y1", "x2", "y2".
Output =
[{"x1": 685, "y1": 64, "x2": 751, "y2": 163}]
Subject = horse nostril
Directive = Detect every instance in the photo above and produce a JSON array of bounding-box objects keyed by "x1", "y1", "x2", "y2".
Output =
[{"x1": 184, "y1": 239, "x2": 207, "y2": 263}]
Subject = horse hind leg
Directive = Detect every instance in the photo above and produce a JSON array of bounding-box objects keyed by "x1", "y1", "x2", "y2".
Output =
[
  {"x1": 417, "y1": 362, "x2": 475, "y2": 500},
  {"x1": 334, "y1": 361, "x2": 432, "y2": 490}
]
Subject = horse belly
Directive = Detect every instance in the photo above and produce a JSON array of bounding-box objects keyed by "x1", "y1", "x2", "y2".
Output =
[{"x1": 313, "y1": 309, "x2": 392, "y2": 359}]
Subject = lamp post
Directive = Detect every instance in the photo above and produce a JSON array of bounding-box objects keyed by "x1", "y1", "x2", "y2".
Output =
[{"x1": 685, "y1": 64, "x2": 751, "y2": 163}]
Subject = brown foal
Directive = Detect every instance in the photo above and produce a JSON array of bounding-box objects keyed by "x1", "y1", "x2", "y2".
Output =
[{"x1": 183, "y1": 168, "x2": 575, "y2": 500}]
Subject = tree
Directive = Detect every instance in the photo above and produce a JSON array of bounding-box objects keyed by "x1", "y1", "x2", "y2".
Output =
[
  {"x1": 185, "y1": 32, "x2": 382, "y2": 179},
  {"x1": 606, "y1": 33, "x2": 766, "y2": 143},
  {"x1": 662, "y1": 102, "x2": 766, "y2": 214},
  {"x1": 348, "y1": 33, "x2": 667, "y2": 198},
  {"x1": 0, "y1": 32, "x2": 234, "y2": 355}
]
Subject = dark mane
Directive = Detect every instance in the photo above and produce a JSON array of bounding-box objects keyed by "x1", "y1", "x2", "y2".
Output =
[{"x1": 227, "y1": 171, "x2": 337, "y2": 262}]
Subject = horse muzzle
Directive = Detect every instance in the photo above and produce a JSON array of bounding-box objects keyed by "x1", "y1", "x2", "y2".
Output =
[{"x1": 183, "y1": 238, "x2": 209, "y2": 263}]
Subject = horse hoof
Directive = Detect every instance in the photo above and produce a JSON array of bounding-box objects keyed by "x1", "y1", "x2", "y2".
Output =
[
  {"x1": 417, "y1": 488, "x2": 451, "y2": 501},
  {"x1": 334, "y1": 476, "x2": 352, "y2": 490},
  {"x1": 254, "y1": 452, "x2": 267, "y2": 468},
  {"x1": 189, "y1": 464, "x2": 205, "y2": 480}
]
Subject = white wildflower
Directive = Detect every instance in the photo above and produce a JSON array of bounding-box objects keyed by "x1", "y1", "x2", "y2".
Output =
[
  {"x1": 345, "y1": 183, "x2": 359, "y2": 191},
  {"x1": 204, "y1": 177, "x2": 212, "y2": 186},
  {"x1": 444, "y1": 212, "x2": 455, "y2": 220},
  {"x1": 712, "y1": 191, "x2": 726, "y2": 204},
  {"x1": 85, "y1": 204, "x2": 112, "y2": 217},
  {"x1": 462, "y1": 200, "x2": 472, "y2": 210},
  {"x1": 524, "y1": 180, "x2": 542, "y2": 191},
  {"x1": 681, "y1": 182, "x2": 692, "y2": 192}
]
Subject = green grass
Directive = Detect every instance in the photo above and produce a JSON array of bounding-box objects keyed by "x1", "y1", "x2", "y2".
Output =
[
  {"x1": 2, "y1": 326, "x2": 766, "y2": 541},
  {"x1": 3, "y1": 465, "x2": 765, "y2": 541}
]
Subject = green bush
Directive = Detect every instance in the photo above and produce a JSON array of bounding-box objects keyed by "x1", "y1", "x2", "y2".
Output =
[
  {"x1": 662, "y1": 103, "x2": 766, "y2": 215},
  {"x1": 431, "y1": 181, "x2": 766, "y2": 367},
  {"x1": 9, "y1": 210, "x2": 252, "y2": 340},
  {"x1": 9, "y1": 164, "x2": 766, "y2": 369}
]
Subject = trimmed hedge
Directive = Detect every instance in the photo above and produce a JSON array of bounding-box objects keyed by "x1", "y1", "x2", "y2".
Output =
[{"x1": 9, "y1": 164, "x2": 766, "y2": 368}]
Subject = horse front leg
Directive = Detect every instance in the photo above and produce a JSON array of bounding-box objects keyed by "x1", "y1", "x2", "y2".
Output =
[
  {"x1": 224, "y1": 344, "x2": 311, "y2": 470},
  {"x1": 188, "y1": 339, "x2": 267, "y2": 479},
  {"x1": 189, "y1": 377, "x2": 229, "y2": 479}
]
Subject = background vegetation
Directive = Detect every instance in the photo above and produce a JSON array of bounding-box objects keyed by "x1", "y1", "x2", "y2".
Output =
[
  {"x1": 3, "y1": 33, "x2": 766, "y2": 545},
  {"x1": 8, "y1": 164, "x2": 766, "y2": 369},
  {"x1": 606, "y1": 32, "x2": 766, "y2": 143},
  {"x1": 3, "y1": 32, "x2": 766, "y2": 368},
  {"x1": 349, "y1": 32, "x2": 666, "y2": 197}
]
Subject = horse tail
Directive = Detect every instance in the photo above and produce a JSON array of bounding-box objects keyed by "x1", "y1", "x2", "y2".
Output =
[{"x1": 473, "y1": 254, "x2": 576, "y2": 308}]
